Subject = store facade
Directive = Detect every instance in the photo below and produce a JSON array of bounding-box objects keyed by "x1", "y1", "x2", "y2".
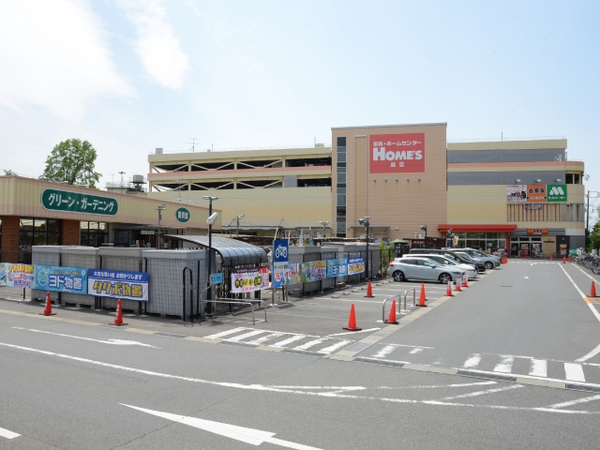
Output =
[{"x1": 0, "y1": 176, "x2": 218, "y2": 263}]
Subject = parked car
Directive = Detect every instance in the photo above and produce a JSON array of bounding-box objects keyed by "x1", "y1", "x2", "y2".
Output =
[
  {"x1": 454, "y1": 248, "x2": 500, "y2": 270},
  {"x1": 409, "y1": 248, "x2": 486, "y2": 273},
  {"x1": 401, "y1": 254, "x2": 477, "y2": 279},
  {"x1": 388, "y1": 257, "x2": 465, "y2": 283}
]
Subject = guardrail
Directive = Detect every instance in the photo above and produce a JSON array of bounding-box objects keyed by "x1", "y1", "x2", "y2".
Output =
[
  {"x1": 210, "y1": 298, "x2": 267, "y2": 325},
  {"x1": 382, "y1": 289, "x2": 416, "y2": 323}
]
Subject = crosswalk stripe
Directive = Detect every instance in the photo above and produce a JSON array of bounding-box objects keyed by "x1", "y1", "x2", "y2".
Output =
[
  {"x1": 246, "y1": 332, "x2": 287, "y2": 345},
  {"x1": 529, "y1": 359, "x2": 547, "y2": 377},
  {"x1": 373, "y1": 345, "x2": 396, "y2": 359},
  {"x1": 228, "y1": 330, "x2": 265, "y2": 342},
  {"x1": 294, "y1": 338, "x2": 326, "y2": 351},
  {"x1": 319, "y1": 340, "x2": 352, "y2": 354},
  {"x1": 564, "y1": 363, "x2": 586, "y2": 382},
  {"x1": 463, "y1": 354, "x2": 481, "y2": 369},
  {"x1": 205, "y1": 327, "x2": 247, "y2": 339},
  {"x1": 494, "y1": 356, "x2": 514, "y2": 373},
  {"x1": 270, "y1": 334, "x2": 307, "y2": 348}
]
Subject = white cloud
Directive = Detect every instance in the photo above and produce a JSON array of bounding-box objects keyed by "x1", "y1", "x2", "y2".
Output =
[
  {"x1": 116, "y1": 0, "x2": 190, "y2": 90},
  {"x1": 0, "y1": 0, "x2": 133, "y2": 122}
]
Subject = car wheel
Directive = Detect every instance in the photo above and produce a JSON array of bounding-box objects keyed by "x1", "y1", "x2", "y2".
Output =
[
  {"x1": 393, "y1": 271, "x2": 405, "y2": 282},
  {"x1": 485, "y1": 261, "x2": 493, "y2": 270},
  {"x1": 439, "y1": 273, "x2": 452, "y2": 284}
]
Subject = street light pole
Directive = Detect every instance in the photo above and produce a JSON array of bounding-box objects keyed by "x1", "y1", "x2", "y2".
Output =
[
  {"x1": 155, "y1": 203, "x2": 166, "y2": 249},
  {"x1": 318, "y1": 220, "x2": 329, "y2": 238},
  {"x1": 358, "y1": 216, "x2": 371, "y2": 280},
  {"x1": 420, "y1": 225, "x2": 428, "y2": 248},
  {"x1": 236, "y1": 214, "x2": 245, "y2": 236},
  {"x1": 203, "y1": 196, "x2": 219, "y2": 315}
]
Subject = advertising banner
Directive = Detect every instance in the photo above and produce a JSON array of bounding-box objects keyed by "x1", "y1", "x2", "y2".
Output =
[
  {"x1": 507, "y1": 185, "x2": 527, "y2": 202},
  {"x1": 347, "y1": 257, "x2": 365, "y2": 276},
  {"x1": 326, "y1": 259, "x2": 347, "y2": 278},
  {"x1": 0, "y1": 263, "x2": 35, "y2": 288},
  {"x1": 34, "y1": 265, "x2": 87, "y2": 294},
  {"x1": 301, "y1": 261, "x2": 326, "y2": 283},
  {"x1": 272, "y1": 263, "x2": 291, "y2": 288},
  {"x1": 370, "y1": 133, "x2": 425, "y2": 173},
  {"x1": 288, "y1": 263, "x2": 302, "y2": 285},
  {"x1": 87, "y1": 269, "x2": 149, "y2": 302},
  {"x1": 231, "y1": 267, "x2": 270, "y2": 293}
]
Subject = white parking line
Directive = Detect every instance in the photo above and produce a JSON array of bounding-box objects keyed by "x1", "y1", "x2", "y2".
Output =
[{"x1": 0, "y1": 426, "x2": 20, "y2": 439}]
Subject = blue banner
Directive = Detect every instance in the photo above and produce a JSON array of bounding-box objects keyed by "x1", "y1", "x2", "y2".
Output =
[
  {"x1": 34, "y1": 265, "x2": 87, "y2": 294},
  {"x1": 87, "y1": 269, "x2": 149, "y2": 302},
  {"x1": 347, "y1": 257, "x2": 365, "y2": 276},
  {"x1": 326, "y1": 259, "x2": 347, "y2": 278}
]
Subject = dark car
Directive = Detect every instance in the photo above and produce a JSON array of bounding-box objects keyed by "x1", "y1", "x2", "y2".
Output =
[{"x1": 409, "y1": 248, "x2": 486, "y2": 273}]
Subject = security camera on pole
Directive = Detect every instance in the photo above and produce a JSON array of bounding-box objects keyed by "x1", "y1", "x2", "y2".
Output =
[
  {"x1": 358, "y1": 216, "x2": 371, "y2": 280},
  {"x1": 420, "y1": 224, "x2": 428, "y2": 248}
]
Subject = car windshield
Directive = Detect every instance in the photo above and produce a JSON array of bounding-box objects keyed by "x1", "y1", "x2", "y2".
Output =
[{"x1": 457, "y1": 253, "x2": 475, "y2": 262}]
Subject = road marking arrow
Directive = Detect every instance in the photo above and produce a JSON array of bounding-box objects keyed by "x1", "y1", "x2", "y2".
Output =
[{"x1": 120, "y1": 404, "x2": 322, "y2": 449}]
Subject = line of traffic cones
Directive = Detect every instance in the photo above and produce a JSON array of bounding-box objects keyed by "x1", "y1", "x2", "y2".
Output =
[
  {"x1": 111, "y1": 299, "x2": 128, "y2": 326},
  {"x1": 343, "y1": 304, "x2": 362, "y2": 331},
  {"x1": 40, "y1": 292, "x2": 56, "y2": 316}
]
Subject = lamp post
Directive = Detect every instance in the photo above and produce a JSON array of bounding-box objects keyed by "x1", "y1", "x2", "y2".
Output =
[
  {"x1": 420, "y1": 225, "x2": 428, "y2": 248},
  {"x1": 236, "y1": 214, "x2": 245, "y2": 236},
  {"x1": 446, "y1": 228, "x2": 453, "y2": 248},
  {"x1": 155, "y1": 203, "x2": 166, "y2": 249},
  {"x1": 318, "y1": 220, "x2": 329, "y2": 238},
  {"x1": 203, "y1": 196, "x2": 219, "y2": 315},
  {"x1": 358, "y1": 216, "x2": 371, "y2": 280}
]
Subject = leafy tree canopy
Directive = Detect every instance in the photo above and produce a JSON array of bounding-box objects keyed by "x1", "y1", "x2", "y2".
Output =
[
  {"x1": 3, "y1": 169, "x2": 16, "y2": 175},
  {"x1": 41, "y1": 139, "x2": 101, "y2": 188}
]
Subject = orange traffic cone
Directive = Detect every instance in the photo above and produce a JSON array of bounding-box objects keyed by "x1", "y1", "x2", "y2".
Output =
[
  {"x1": 343, "y1": 304, "x2": 362, "y2": 331},
  {"x1": 563, "y1": 256, "x2": 566, "y2": 264},
  {"x1": 591, "y1": 282, "x2": 598, "y2": 298},
  {"x1": 455, "y1": 280, "x2": 462, "y2": 292},
  {"x1": 550, "y1": 255, "x2": 553, "y2": 261},
  {"x1": 417, "y1": 283, "x2": 427, "y2": 307},
  {"x1": 569, "y1": 256, "x2": 572, "y2": 263},
  {"x1": 462, "y1": 274, "x2": 468, "y2": 288},
  {"x1": 364, "y1": 280, "x2": 374, "y2": 298},
  {"x1": 40, "y1": 292, "x2": 56, "y2": 316},
  {"x1": 445, "y1": 280, "x2": 453, "y2": 296},
  {"x1": 111, "y1": 299, "x2": 128, "y2": 326},
  {"x1": 385, "y1": 300, "x2": 399, "y2": 324}
]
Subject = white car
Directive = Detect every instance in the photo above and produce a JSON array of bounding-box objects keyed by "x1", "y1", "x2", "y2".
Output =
[
  {"x1": 387, "y1": 257, "x2": 465, "y2": 284},
  {"x1": 401, "y1": 254, "x2": 477, "y2": 279}
]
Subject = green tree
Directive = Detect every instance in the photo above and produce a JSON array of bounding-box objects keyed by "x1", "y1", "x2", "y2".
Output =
[
  {"x1": 3, "y1": 169, "x2": 16, "y2": 175},
  {"x1": 41, "y1": 139, "x2": 101, "y2": 188},
  {"x1": 589, "y1": 206, "x2": 600, "y2": 252}
]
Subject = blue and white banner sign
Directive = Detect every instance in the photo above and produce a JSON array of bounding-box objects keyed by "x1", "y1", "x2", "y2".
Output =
[
  {"x1": 347, "y1": 257, "x2": 365, "y2": 276},
  {"x1": 34, "y1": 265, "x2": 87, "y2": 294},
  {"x1": 88, "y1": 269, "x2": 149, "y2": 302},
  {"x1": 326, "y1": 259, "x2": 347, "y2": 278}
]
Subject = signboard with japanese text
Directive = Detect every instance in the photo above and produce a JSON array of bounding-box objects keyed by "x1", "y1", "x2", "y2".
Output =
[
  {"x1": 34, "y1": 265, "x2": 87, "y2": 294},
  {"x1": 87, "y1": 269, "x2": 148, "y2": 301},
  {"x1": 507, "y1": 185, "x2": 567, "y2": 203},
  {"x1": 301, "y1": 261, "x2": 326, "y2": 283},
  {"x1": 210, "y1": 273, "x2": 224, "y2": 285},
  {"x1": 370, "y1": 133, "x2": 425, "y2": 173},
  {"x1": 0, "y1": 263, "x2": 35, "y2": 288},
  {"x1": 326, "y1": 259, "x2": 347, "y2": 278},
  {"x1": 231, "y1": 267, "x2": 270, "y2": 293},
  {"x1": 288, "y1": 263, "x2": 302, "y2": 285},
  {"x1": 175, "y1": 207, "x2": 191, "y2": 223},
  {"x1": 347, "y1": 257, "x2": 365, "y2": 276},
  {"x1": 272, "y1": 263, "x2": 291, "y2": 288},
  {"x1": 41, "y1": 188, "x2": 118, "y2": 216}
]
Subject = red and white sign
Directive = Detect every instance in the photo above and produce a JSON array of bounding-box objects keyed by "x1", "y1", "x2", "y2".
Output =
[{"x1": 370, "y1": 133, "x2": 425, "y2": 173}]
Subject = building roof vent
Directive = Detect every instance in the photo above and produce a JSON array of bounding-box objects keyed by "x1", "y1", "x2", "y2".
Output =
[{"x1": 155, "y1": 148, "x2": 163, "y2": 154}]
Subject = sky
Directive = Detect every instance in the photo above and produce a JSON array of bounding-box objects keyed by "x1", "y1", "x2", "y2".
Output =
[{"x1": 0, "y1": 0, "x2": 599, "y2": 226}]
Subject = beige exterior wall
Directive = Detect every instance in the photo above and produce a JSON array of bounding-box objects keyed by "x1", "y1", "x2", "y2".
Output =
[
  {"x1": 332, "y1": 123, "x2": 447, "y2": 240},
  {"x1": 147, "y1": 147, "x2": 333, "y2": 232},
  {"x1": 0, "y1": 176, "x2": 217, "y2": 231}
]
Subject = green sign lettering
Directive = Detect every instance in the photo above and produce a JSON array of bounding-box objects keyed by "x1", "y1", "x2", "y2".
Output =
[
  {"x1": 41, "y1": 188, "x2": 118, "y2": 216},
  {"x1": 175, "y1": 207, "x2": 191, "y2": 223}
]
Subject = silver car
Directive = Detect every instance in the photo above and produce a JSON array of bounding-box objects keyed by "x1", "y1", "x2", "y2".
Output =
[
  {"x1": 387, "y1": 257, "x2": 464, "y2": 283},
  {"x1": 455, "y1": 249, "x2": 500, "y2": 270},
  {"x1": 401, "y1": 254, "x2": 477, "y2": 279}
]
